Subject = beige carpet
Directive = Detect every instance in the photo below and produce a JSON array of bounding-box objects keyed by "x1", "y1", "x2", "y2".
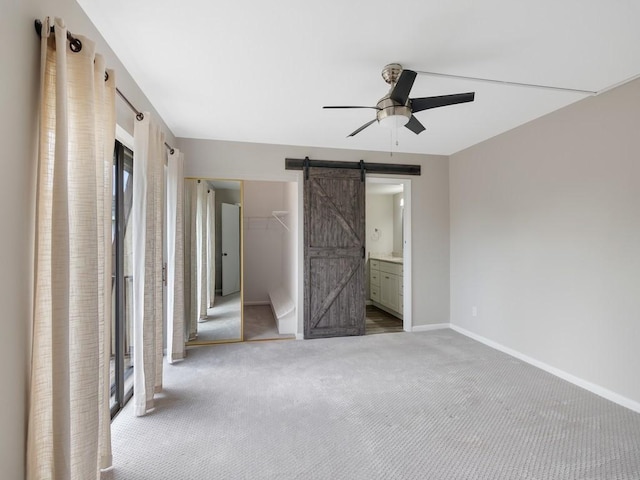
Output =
[
  {"x1": 193, "y1": 293, "x2": 241, "y2": 343},
  {"x1": 104, "y1": 330, "x2": 640, "y2": 479}
]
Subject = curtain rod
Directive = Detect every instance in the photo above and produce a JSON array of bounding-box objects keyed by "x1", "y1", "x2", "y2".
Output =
[
  {"x1": 34, "y1": 19, "x2": 176, "y2": 155},
  {"x1": 113, "y1": 87, "x2": 175, "y2": 154}
]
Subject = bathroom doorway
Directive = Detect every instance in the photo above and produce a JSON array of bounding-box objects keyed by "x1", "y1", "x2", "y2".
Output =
[{"x1": 365, "y1": 178, "x2": 412, "y2": 334}]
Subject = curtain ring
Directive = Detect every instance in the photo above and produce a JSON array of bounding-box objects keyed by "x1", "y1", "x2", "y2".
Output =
[{"x1": 69, "y1": 37, "x2": 82, "y2": 53}]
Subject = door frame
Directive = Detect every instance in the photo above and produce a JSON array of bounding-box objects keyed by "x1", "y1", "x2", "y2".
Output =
[{"x1": 366, "y1": 176, "x2": 412, "y2": 332}]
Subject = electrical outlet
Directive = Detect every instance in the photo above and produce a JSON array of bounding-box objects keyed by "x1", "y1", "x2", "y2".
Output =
[{"x1": 472, "y1": 306, "x2": 477, "y2": 317}]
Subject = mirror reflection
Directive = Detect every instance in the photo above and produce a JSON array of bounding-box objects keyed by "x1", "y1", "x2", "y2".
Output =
[{"x1": 184, "y1": 178, "x2": 242, "y2": 344}]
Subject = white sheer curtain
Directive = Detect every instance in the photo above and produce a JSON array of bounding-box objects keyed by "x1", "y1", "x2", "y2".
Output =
[
  {"x1": 132, "y1": 114, "x2": 164, "y2": 416},
  {"x1": 184, "y1": 179, "x2": 208, "y2": 337},
  {"x1": 166, "y1": 150, "x2": 185, "y2": 363},
  {"x1": 207, "y1": 189, "x2": 216, "y2": 308},
  {"x1": 196, "y1": 180, "x2": 208, "y2": 321},
  {"x1": 27, "y1": 17, "x2": 115, "y2": 479},
  {"x1": 184, "y1": 179, "x2": 198, "y2": 340}
]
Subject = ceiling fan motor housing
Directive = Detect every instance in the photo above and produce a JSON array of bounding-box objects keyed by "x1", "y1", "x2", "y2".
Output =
[
  {"x1": 376, "y1": 95, "x2": 411, "y2": 127},
  {"x1": 381, "y1": 63, "x2": 404, "y2": 85}
]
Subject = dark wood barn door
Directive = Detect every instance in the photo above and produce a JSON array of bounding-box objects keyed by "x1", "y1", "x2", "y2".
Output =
[{"x1": 304, "y1": 167, "x2": 365, "y2": 338}]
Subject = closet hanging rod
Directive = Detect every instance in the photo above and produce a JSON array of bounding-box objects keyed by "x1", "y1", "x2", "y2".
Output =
[{"x1": 34, "y1": 19, "x2": 175, "y2": 155}]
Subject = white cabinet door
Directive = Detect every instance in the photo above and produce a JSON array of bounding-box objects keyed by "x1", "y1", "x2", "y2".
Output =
[{"x1": 380, "y1": 272, "x2": 400, "y2": 312}]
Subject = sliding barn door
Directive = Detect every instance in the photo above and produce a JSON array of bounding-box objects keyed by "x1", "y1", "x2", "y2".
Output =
[{"x1": 304, "y1": 167, "x2": 365, "y2": 338}]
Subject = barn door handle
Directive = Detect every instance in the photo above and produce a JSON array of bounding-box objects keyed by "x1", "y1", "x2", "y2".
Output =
[{"x1": 361, "y1": 246, "x2": 365, "y2": 259}]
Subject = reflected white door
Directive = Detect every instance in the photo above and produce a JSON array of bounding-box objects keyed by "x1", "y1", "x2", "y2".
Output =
[{"x1": 221, "y1": 203, "x2": 240, "y2": 296}]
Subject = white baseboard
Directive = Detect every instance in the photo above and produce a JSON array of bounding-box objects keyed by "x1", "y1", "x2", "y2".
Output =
[
  {"x1": 243, "y1": 300, "x2": 270, "y2": 306},
  {"x1": 450, "y1": 324, "x2": 640, "y2": 414},
  {"x1": 411, "y1": 323, "x2": 450, "y2": 332}
]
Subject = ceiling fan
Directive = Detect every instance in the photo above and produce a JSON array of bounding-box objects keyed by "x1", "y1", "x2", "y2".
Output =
[{"x1": 324, "y1": 63, "x2": 475, "y2": 137}]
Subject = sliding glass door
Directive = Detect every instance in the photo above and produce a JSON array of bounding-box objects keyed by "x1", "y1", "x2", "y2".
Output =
[{"x1": 110, "y1": 140, "x2": 135, "y2": 417}]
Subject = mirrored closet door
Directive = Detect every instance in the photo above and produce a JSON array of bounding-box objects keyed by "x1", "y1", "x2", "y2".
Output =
[{"x1": 184, "y1": 178, "x2": 243, "y2": 344}]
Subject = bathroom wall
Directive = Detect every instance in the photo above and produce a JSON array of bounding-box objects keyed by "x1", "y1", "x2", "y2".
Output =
[
  {"x1": 365, "y1": 193, "x2": 394, "y2": 259},
  {"x1": 392, "y1": 192, "x2": 404, "y2": 256}
]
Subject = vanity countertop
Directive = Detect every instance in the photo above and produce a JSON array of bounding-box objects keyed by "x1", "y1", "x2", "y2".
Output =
[{"x1": 369, "y1": 254, "x2": 403, "y2": 265}]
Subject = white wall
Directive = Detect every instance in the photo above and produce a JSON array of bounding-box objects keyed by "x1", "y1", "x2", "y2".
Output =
[
  {"x1": 1, "y1": 2, "x2": 175, "y2": 477},
  {"x1": 282, "y1": 182, "x2": 299, "y2": 311},
  {"x1": 178, "y1": 138, "x2": 450, "y2": 332},
  {"x1": 450, "y1": 77, "x2": 640, "y2": 407},
  {"x1": 365, "y1": 193, "x2": 394, "y2": 258},
  {"x1": 393, "y1": 192, "x2": 404, "y2": 256},
  {"x1": 243, "y1": 181, "x2": 286, "y2": 303},
  {"x1": 1, "y1": 5, "x2": 38, "y2": 478}
]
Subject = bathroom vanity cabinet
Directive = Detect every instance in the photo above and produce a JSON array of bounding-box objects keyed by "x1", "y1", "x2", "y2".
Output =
[{"x1": 369, "y1": 258, "x2": 403, "y2": 318}]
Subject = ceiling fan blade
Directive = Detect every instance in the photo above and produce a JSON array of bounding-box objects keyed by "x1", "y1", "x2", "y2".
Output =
[
  {"x1": 411, "y1": 92, "x2": 475, "y2": 113},
  {"x1": 389, "y1": 69, "x2": 417, "y2": 105},
  {"x1": 323, "y1": 105, "x2": 380, "y2": 110},
  {"x1": 405, "y1": 115, "x2": 425, "y2": 135},
  {"x1": 348, "y1": 119, "x2": 377, "y2": 137}
]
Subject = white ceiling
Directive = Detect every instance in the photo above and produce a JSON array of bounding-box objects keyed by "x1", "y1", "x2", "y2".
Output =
[{"x1": 78, "y1": 0, "x2": 640, "y2": 156}]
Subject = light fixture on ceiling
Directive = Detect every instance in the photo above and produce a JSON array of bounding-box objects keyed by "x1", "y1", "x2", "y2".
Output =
[{"x1": 377, "y1": 103, "x2": 411, "y2": 129}]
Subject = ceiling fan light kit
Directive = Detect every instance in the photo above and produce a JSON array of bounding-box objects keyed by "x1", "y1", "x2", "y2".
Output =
[
  {"x1": 377, "y1": 103, "x2": 411, "y2": 129},
  {"x1": 324, "y1": 63, "x2": 475, "y2": 137}
]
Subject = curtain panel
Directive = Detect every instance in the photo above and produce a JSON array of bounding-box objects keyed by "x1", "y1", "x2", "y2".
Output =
[
  {"x1": 207, "y1": 189, "x2": 216, "y2": 308},
  {"x1": 166, "y1": 150, "x2": 185, "y2": 363},
  {"x1": 196, "y1": 180, "x2": 208, "y2": 321},
  {"x1": 132, "y1": 115, "x2": 164, "y2": 416},
  {"x1": 27, "y1": 17, "x2": 115, "y2": 480},
  {"x1": 184, "y1": 179, "x2": 210, "y2": 338},
  {"x1": 184, "y1": 179, "x2": 198, "y2": 340}
]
